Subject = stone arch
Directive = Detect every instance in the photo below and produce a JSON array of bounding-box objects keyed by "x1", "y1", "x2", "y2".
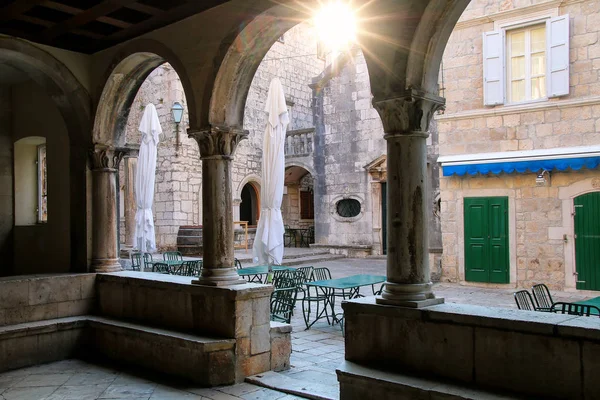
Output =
[
  {"x1": 235, "y1": 174, "x2": 262, "y2": 199},
  {"x1": 93, "y1": 39, "x2": 197, "y2": 146},
  {"x1": 284, "y1": 160, "x2": 316, "y2": 180},
  {"x1": 0, "y1": 37, "x2": 91, "y2": 147},
  {"x1": 0, "y1": 37, "x2": 92, "y2": 272}
]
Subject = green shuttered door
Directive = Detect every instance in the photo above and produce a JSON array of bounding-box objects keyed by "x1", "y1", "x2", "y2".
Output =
[
  {"x1": 574, "y1": 192, "x2": 600, "y2": 291},
  {"x1": 464, "y1": 197, "x2": 509, "y2": 283}
]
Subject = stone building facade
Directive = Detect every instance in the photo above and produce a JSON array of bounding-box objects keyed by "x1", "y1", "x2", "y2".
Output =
[
  {"x1": 437, "y1": 0, "x2": 600, "y2": 290},
  {"x1": 119, "y1": 22, "x2": 442, "y2": 268}
]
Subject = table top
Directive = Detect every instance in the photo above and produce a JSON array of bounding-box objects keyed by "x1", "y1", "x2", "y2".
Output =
[
  {"x1": 237, "y1": 265, "x2": 296, "y2": 276},
  {"x1": 306, "y1": 274, "x2": 386, "y2": 289},
  {"x1": 147, "y1": 259, "x2": 200, "y2": 266},
  {"x1": 574, "y1": 296, "x2": 600, "y2": 314}
]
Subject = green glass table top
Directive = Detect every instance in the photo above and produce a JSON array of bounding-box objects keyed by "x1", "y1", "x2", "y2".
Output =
[
  {"x1": 237, "y1": 265, "x2": 296, "y2": 276},
  {"x1": 306, "y1": 274, "x2": 386, "y2": 289},
  {"x1": 574, "y1": 296, "x2": 600, "y2": 315}
]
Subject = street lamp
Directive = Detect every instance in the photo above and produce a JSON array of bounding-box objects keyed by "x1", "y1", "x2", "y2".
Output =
[{"x1": 171, "y1": 102, "x2": 184, "y2": 154}]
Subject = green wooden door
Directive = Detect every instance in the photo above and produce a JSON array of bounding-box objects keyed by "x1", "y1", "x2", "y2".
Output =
[
  {"x1": 381, "y1": 182, "x2": 387, "y2": 255},
  {"x1": 574, "y1": 192, "x2": 600, "y2": 291},
  {"x1": 464, "y1": 197, "x2": 509, "y2": 283}
]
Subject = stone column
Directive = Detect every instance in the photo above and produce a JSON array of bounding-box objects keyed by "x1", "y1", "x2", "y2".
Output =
[
  {"x1": 373, "y1": 90, "x2": 445, "y2": 307},
  {"x1": 190, "y1": 126, "x2": 248, "y2": 286},
  {"x1": 123, "y1": 149, "x2": 139, "y2": 247},
  {"x1": 91, "y1": 145, "x2": 125, "y2": 273}
]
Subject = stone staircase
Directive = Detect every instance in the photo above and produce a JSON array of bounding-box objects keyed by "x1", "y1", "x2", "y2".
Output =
[{"x1": 235, "y1": 249, "x2": 346, "y2": 267}]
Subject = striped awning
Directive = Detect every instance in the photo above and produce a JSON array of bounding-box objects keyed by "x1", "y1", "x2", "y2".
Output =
[{"x1": 438, "y1": 146, "x2": 600, "y2": 177}]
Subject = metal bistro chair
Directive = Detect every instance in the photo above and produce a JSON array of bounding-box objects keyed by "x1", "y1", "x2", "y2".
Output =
[
  {"x1": 175, "y1": 260, "x2": 202, "y2": 277},
  {"x1": 514, "y1": 290, "x2": 536, "y2": 311},
  {"x1": 302, "y1": 267, "x2": 332, "y2": 329},
  {"x1": 550, "y1": 302, "x2": 600, "y2": 317},
  {"x1": 283, "y1": 225, "x2": 297, "y2": 247},
  {"x1": 270, "y1": 279, "x2": 298, "y2": 324},
  {"x1": 143, "y1": 253, "x2": 153, "y2": 271},
  {"x1": 272, "y1": 269, "x2": 292, "y2": 289},
  {"x1": 131, "y1": 252, "x2": 142, "y2": 271},
  {"x1": 531, "y1": 283, "x2": 555, "y2": 312},
  {"x1": 163, "y1": 251, "x2": 183, "y2": 261},
  {"x1": 153, "y1": 262, "x2": 171, "y2": 274},
  {"x1": 234, "y1": 258, "x2": 243, "y2": 270}
]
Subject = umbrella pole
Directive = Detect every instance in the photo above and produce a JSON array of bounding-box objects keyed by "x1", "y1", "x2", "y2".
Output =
[{"x1": 267, "y1": 259, "x2": 273, "y2": 284}]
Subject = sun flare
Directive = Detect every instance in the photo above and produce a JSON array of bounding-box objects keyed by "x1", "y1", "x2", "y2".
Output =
[{"x1": 314, "y1": 1, "x2": 357, "y2": 52}]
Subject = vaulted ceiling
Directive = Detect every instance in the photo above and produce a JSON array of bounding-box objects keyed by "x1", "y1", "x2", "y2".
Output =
[{"x1": 0, "y1": 0, "x2": 231, "y2": 53}]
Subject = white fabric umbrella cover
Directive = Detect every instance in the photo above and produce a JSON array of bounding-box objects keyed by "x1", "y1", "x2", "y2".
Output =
[
  {"x1": 134, "y1": 103, "x2": 162, "y2": 253},
  {"x1": 252, "y1": 78, "x2": 289, "y2": 266}
]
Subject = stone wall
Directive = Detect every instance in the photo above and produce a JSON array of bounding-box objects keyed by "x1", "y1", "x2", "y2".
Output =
[
  {"x1": 121, "y1": 64, "x2": 201, "y2": 251},
  {"x1": 436, "y1": 0, "x2": 600, "y2": 289}
]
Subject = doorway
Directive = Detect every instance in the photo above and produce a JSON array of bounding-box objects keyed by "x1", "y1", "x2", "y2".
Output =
[{"x1": 574, "y1": 192, "x2": 600, "y2": 291}]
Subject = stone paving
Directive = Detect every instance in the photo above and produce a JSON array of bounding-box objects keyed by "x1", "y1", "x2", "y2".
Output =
[{"x1": 2, "y1": 256, "x2": 598, "y2": 399}]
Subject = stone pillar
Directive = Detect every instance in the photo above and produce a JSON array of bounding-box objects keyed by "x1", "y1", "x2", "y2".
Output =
[
  {"x1": 91, "y1": 145, "x2": 125, "y2": 272},
  {"x1": 123, "y1": 150, "x2": 139, "y2": 247},
  {"x1": 373, "y1": 91, "x2": 445, "y2": 307},
  {"x1": 190, "y1": 126, "x2": 248, "y2": 286}
]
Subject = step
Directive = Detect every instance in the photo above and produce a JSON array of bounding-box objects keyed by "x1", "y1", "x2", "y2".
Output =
[
  {"x1": 247, "y1": 370, "x2": 339, "y2": 400},
  {"x1": 235, "y1": 250, "x2": 336, "y2": 263},
  {"x1": 336, "y1": 361, "x2": 523, "y2": 400}
]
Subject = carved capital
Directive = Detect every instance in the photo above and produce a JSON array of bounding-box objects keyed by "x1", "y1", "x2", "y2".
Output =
[
  {"x1": 188, "y1": 125, "x2": 248, "y2": 160},
  {"x1": 90, "y1": 145, "x2": 126, "y2": 171},
  {"x1": 372, "y1": 89, "x2": 445, "y2": 136}
]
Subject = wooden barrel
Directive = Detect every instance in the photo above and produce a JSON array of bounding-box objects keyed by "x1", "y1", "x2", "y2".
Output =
[{"x1": 177, "y1": 225, "x2": 203, "y2": 256}]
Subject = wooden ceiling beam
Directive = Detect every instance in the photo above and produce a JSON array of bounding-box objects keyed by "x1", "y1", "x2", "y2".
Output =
[
  {"x1": 124, "y1": 3, "x2": 162, "y2": 16},
  {"x1": 0, "y1": 0, "x2": 46, "y2": 22},
  {"x1": 42, "y1": 2, "x2": 132, "y2": 29},
  {"x1": 41, "y1": 0, "x2": 137, "y2": 39},
  {"x1": 16, "y1": 14, "x2": 52, "y2": 27}
]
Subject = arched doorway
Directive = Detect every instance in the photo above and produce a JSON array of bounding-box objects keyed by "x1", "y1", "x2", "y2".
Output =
[
  {"x1": 240, "y1": 182, "x2": 260, "y2": 226},
  {"x1": 0, "y1": 37, "x2": 91, "y2": 275}
]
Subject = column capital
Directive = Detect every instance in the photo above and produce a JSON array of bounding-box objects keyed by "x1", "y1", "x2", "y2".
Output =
[
  {"x1": 372, "y1": 89, "x2": 445, "y2": 136},
  {"x1": 90, "y1": 145, "x2": 126, "y2": 172},
  {"x1": 188, "y1": 125, "x2": 248, "y2": 160}
]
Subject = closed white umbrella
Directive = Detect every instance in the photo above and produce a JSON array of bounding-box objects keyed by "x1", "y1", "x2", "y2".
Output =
[
  {"x1": 253, "y1": 78, "x2": 289, "y2": 271},
  {"x1": 134, "y1": 103, "x2": 162, "y2": 256}
]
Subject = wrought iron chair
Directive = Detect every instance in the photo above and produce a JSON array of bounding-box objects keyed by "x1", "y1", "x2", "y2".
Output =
[
  {"x1": 163, "y1": 251, "x2": 183, "y2": 261},
  {"x1": 302, "y1": 267, "x2": 332, "y2": 329},
  {"x1": 531, "y1": 283, "x2": 555, "y2": 312},
  {"x1": 283, "y1": 225, "x2": 297, "y2": 247},
  {"x1": 514, "y1": 290, "x2": 536, "y2": 311},
  {"x1": 143, "y1": 253, "x2": 153, "y2": 271},
  {"x1": 234, "y1": 258, "x2": 243, "y2": 270},
  {"x1": 153, "y1": 262, "x2": 171, "y2": 274},
  {"x1": 175, "y1": 260, "x2": 201, "y2": 277},
  {"x1": 273, "y1": 269, "x2": 292, "y2": 289},
  {"x1": 131, "y1": 252, "x2": 142, "y2": 271},
  {"x1": 550, "y1": 302, "x2": 600, "y2": 317},
  {"x1": 270, "y1": 282, "x2": 298, "y2": 324}
]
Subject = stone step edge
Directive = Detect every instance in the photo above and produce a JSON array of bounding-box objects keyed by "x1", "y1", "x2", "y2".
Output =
[
  {"x1": 239, "y1": 255, "x2": 347, "y2": 267},
  {"x1": 235, "y1": 251, "x2": 337, "y2": 262},
  {"x1": 246, "y1": 370, "x2": 339, "y2": 400},
  {"x1": 337, "y1": 361, "x2": 523, "y2": 400}
]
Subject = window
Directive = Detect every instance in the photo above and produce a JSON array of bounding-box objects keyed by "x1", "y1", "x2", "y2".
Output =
[
  {"x1": 317, "y1": 40, "x2": 327, "y2": 61},
  {"x1": 507, "y1": 25, "x2": 546, "y2": 103},
  {"x1": 37, "y1": 144, "x2": 47, "y2": 223},
  {"x1": 336, "y1": 199, "x2": 361, "y2": 218},
  {"x1": 483, "y1": 14, "x2": 569, "y2": 106},
  {"x1": 300, "y1": 190, "x2": 314, "y2": 219}
]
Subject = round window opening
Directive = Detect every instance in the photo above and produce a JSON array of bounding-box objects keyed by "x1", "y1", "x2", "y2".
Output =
[{"x1": 337, "y1": 199, "x2": 361, "y2": 218}]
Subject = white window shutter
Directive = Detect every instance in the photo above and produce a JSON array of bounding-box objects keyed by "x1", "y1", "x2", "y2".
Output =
[
  {"x1": 547, "y1": 14, "x2": 570, "y2": 98},
  {"x1": 483, "y1": 30, "x2": 504, "y2": 106}
]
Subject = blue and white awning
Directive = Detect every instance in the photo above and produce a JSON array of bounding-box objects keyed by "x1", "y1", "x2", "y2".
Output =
[{"x1": 438, "y1": 146, "x2": 600, "y2": 177}]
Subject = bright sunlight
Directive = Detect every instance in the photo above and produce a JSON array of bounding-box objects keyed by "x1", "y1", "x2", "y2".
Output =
[{"x1": 314, "y1": 1, "x2": 357, "y2": 52}]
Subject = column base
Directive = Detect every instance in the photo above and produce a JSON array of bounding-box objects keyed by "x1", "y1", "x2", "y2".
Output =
[
  {"x1": 92, "y1": 258, "x2": 122, "y2": 273},
  {"x1": 376, "y1": 281, "x2": 443, "y2": 307},
  {"x1": 192, "y1": 267, "x2": 245, "y2": 286}
]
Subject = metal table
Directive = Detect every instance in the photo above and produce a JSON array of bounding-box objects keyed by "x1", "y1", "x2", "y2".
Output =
[
  {"x1": 237, "y1": 265, "x2": 296, "y2": 283},
  {"x1": 574, "y1": 296, "x2": 600, "y2": 315},
  {"x1": 304, "y1": 274, "x2": 386, "y2": 328}
]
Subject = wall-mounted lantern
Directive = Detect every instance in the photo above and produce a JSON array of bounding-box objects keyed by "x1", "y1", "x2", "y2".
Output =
[{"x1": 171, "y1": 102, "x2": 184, "y2": 155}]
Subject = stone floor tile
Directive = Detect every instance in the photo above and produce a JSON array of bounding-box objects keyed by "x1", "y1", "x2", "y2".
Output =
[
  {"x1": 184, "y1": 387, "x2": 239, "y2": 400},
  {"x1": 13, "y1": 373, "x2": 72, "y2": 387},
  {"x1": 99, "y1": 383, "x2": 155, "y2": 399},
  {"x1": 216, "y1": 383, "x2": 261, "y2": 397},
  {"x1": 284, "y1": 370, "x2": 337, "y2": 387},
  {"x1": 64, "y1": 372, "x2": 118, "y2": 386},
  {"x1": 149, "y1": 385, "x2": 202, "y2": 399},
  {"x1": 239, "y1": 388, "x2": 289, "y2": 400},
  {"x1": 22, "y1": 360, "x2": 88, "y2": 375},
  {"x1": 45, "y1": 384, "x2": 110, "y2": 400},
  {"x1": 111, "y1": 374, "x2": 156, "y2": 386},
  {"x1": 1, "y1": 386, "x2": 59, "y2": 400}
]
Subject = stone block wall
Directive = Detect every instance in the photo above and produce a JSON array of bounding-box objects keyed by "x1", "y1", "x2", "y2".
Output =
[{"x1": 436, "y1": 0, "x2": 600, "y2": 289}]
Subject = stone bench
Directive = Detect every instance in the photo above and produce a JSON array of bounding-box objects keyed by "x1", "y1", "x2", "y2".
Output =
[{"x1": 0, "y1": 315, "x2": 237, "y2": 386}]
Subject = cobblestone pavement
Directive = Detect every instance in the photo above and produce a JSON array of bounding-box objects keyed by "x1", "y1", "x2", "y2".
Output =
[{"x1": 3, "y1": 257, "x2": 597, "y2": 399}]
